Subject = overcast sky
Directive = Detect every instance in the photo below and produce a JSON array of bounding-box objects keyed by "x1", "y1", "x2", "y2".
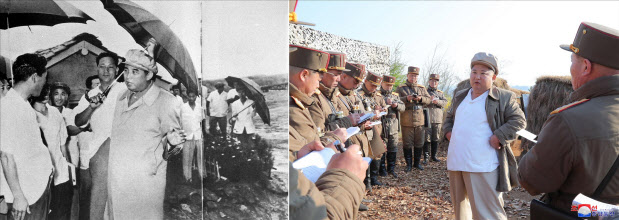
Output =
[
  {"x1": 201, "y1": 1, "x2": 288, "y2": 81},
  {"x1": 295, "y1": 1, "x2": 619, "y2": 87},
  {"x1": 0, "y1": 0, "x2": 202, "y2": 84}
]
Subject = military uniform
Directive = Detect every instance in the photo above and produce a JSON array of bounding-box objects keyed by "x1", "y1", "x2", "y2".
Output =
[
  {"x1": 423, "y1": 74, "x2": 448, "y2": 163},
  {"x1": 396, "y1": 66, "x2": 431, "y2": 171},
  {"x1": 336, "y1": 63, "x2": 372, "y2": 158},
  {"x1": 288, "y1": 45, "x2": 342, "y2": 159},
  {"x1": 357, "y1": 72, "x2": 387, "y2": 186},
  {"x1": 518, "y1": 22, "x2": 619, "y2": 214},
  {"x1": 308, "y1": 52, "x2": 355, "y2": 133},
  {"x1": 379, "y1": 75, "x2": 405, "y2": 177}
]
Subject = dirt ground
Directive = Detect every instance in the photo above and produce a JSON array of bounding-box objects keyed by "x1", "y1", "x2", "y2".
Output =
[
  {"x1": 164, "y1": 89, "x2": 288, "y2": 220},
  {"x1": 358, "y1": 141, "x2": 538, "y2": 220}
]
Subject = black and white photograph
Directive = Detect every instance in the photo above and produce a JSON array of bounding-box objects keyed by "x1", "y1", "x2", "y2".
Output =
[{"x1": 1, "y1": 1, "x2": 287, "y2": 220}]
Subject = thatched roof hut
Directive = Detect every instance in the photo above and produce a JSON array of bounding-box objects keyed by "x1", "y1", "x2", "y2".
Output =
[{"x1": 521, "y1": 76, "x2": 573, "y2": 152}]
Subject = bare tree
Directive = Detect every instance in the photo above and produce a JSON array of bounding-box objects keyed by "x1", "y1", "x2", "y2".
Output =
[
  {"x1": 421, "y1": 43, "x2": 459, "y2": 94},
  {"x1": 389, "y1": 42, "x2": 407, "y2": 89}
]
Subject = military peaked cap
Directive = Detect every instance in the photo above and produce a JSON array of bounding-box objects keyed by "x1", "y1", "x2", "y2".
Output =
[
  {"x1": 560, "y1": 22, "x2": 619, "y2": 70},
  {"x1": 345, "y1": 62, "x2": 366, "y2": 81},
  {"x1": 289, "y1": 45, "x2": 329, "y2": 73},
  {"x1": 408, "y1": 66, "x2": 420, "y2": 75}
]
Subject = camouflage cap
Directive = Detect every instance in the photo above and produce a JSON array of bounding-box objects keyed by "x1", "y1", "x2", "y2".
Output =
[
  {"x1": 365, "y1": 71, "x2": 382, "y2": 86},
  {"x1": 560, "y1": 22, "x2": 619, "y2": 70},
  {"x1": 408, "y1": 66, "x2": 420, "y2": 75},
  {"x1": 122, "y1": 49, "x2": 158, "y2": 74},
  {"x1": 289, "y1": 45, "x2": 329, "y2": 73},
  {"x1": 382, "y1": 75, "x2": 396, "y2": 85},
  {"x1": 429, "y1": 74, "x2": 440, "y2": 81},
  {"x1": 326, "y1": 51, "x2": 350, "y2": 72},
  {"x1": 344, "y1": 62, "x2": 366, "y2": 81}
]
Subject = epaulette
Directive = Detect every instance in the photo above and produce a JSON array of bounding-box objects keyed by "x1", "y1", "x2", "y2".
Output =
[
  {"x1": 397, "y1": 84, "x2": 406, "y2": 88},
  {"x1": 550, "y1": 99, "x2": 590, "y2": 115},
  {"x1": 291, "y1": 96, "x2": 305, "y2": 110},
  {"x1": 315, "y1": 89, "x2": 321, "y2": 95},
  {"x1": 392, "y1": 92, "x2": 398, "y2": 96},
  {"x1": 416, "y1": 84, "x2": 425, "y2": 88},
  {"x1": 376, "y1": 92, "x2": 383, "y2": 97},
  {"x1": 437, "y1": 90, "x2": 443, "y2": 93}
]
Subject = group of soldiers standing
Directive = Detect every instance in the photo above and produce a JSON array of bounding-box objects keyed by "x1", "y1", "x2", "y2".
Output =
[{"x1": 288, "y1": 44, "x2": 448, "y2": 212}]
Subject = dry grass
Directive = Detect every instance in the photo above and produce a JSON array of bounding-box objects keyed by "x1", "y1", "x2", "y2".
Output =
[{"x1": 520, "y1": 76, "x2": 573, "y2": 153}]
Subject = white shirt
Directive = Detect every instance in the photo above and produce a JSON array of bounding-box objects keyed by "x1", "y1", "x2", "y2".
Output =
[
  {"x1": 60, "y1": 107, "x2": 79, "y2": 166},
  {"x1": 175, "y1": 95, "x2": 184, "y2": 105},
  {"x1": 230, "y1": 99, "x2": 256, "y2": 134},
  {"x1": 207, "y1": 90, "x2": 228, "y2": 117},
  {"x1": 446, "y1": 90, "x2": 499, "y2": 172},
  {"x1": 73, "y1": 83, "x2": 127, "y2": 169},
  {"x1": 0, "y1": 89, "x2": 53, "y2": 203},
  {"x1": 226, "y1": 89, "x2": 238, "y2": 101},
  {"x1": 181, "y1": 102, "x2": 203, "y2": 140},
  {"x1": 37, "y1": 105, "x2": 70, "y2": 185}
]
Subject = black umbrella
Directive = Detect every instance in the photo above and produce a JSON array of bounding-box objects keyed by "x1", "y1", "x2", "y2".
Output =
[
  {"x1": 225, "y1": 76, "x2": 270, "y2": 125},
  {"x1": 1, "y1": 0, "x2": 94, "y2": 29},
  {"x1": 100, "y1": 0, "x2": 199, "y2": 93}
]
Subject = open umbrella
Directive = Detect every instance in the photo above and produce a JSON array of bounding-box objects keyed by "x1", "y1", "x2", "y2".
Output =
[
  {"x1": 225, "y1": 76, "x2": 270, "y2": 125},
  {"x1": 100, "y1": 0, "x2": 199, "y2": 94},
  {"x1": 1, "y1": 0, "x2": 94, "y2": 29},
  {"x1": 0, "y1": 55, "x2": 10, "y2": 77}
]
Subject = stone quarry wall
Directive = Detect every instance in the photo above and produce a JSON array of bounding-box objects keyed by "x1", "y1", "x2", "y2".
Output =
[{"x1": 289, "y1": 24, "x2": 390, "y2": 75}]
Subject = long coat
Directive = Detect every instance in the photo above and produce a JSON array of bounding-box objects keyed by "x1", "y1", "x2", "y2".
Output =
[
  {"x1": 443, "y1": 86, "x2": 526, "y2": 192},
  {"x1": 108, "y1": 83, "x2": 181, "y2": 220}
]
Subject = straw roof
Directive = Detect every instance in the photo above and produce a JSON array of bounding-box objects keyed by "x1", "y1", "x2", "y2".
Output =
[{"x1": 521, "y1": 75, "x2": 573, "y2": 151}]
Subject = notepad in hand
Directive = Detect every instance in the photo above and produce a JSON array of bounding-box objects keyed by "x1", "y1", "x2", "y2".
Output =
[
  {"x1": 293, "y1": 148, "x2": 372, "y2": 183},
  {"x1": 358, "y1": 113, "x2": 375, "y2": 124},
  {"x1": 346, "y1": 127, "x2": 360, "y2": 139}
]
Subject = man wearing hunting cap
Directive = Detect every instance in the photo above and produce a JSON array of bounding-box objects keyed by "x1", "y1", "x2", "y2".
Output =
[
  {"x1": 423, "y1": 74, "x2": 448, "y2": 164},
  {"x1": 308, "y1": 51, "x2": 365, "y2": 133},
  {"x1": 358, "y1": 71, "x2": 388, "y2": 186},
  {"x1": 379, "y1": 75, "x2": 405, "y2": 178},
  {"x1": 396, "y1": 66, "x2": 431, "y2": 171},
  {"x1": 288, "y1": 45, "x2": 346, "y2": 158},
  {"x1": 107, "y1": 49, "x2": 186, "y2": 219},
  {"x1": 519, "y1": 22, "x2": 619, "y2": 215},
  {"x1": 443, "y1": 52, "x2": 525, "y2": 219}
]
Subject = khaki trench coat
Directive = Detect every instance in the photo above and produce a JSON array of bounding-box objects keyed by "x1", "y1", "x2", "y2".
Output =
[{"x1": 108, "y1": 84, "x2": 181, "y2": 220}]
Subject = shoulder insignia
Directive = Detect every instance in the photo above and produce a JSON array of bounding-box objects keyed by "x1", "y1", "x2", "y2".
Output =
[
  {"x1": 376, "y1": 92, "x2": 383, "y2": 97},
  {"x1": 416, "y1": 84, "x2": 425, "y2": 88},
  {"x1": 291, "y1": 96, "x2": 306, "y2": 110},
  {"x1": 437, "y1": 90, "x2": 443, "y2": 93},
  {"x1": 392, "y1": 92, "x2": 398, "y2": 96},
  {"x1": 397, "y1": 84, "x2": 406, "y2": 88},
  {"x1": 314, "y1": 89, "x2": 321, "y2": 95},
  {"x1": 550, "y1": 99, "x2": 590, "y2": 115}
]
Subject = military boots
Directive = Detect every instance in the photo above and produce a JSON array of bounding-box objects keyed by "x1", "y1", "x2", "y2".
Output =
[
  {"x1": 404, "y1": 148, "x2": 413, "y2": 172},
  {"x1": 413, "y1": 148, "x2": 424, "y2": 170},
  {"x1": 431, "y1": 141, "x2": 441, "y2": 162}
]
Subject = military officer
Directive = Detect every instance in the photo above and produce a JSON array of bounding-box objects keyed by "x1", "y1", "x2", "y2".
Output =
[
  {"x1": 423, "y1": 74, "x2": 448, "y2": 164},
  {"x1": 379, "y1": 75, "x2": 405, "y2": 178},
  {"x1": 308, "y1": 51, "x2": 364, "y2": 133},
  {"x1": 518, "y1": 22, "x2": 619, "y2": 214},
  {"x1": 358, "y1": 71, "x2": 388, "y2": 186},
  {"x1": 396, "y1": 66, "x2": 431, "y2": 171},
  {"x1": 288, "y1": 45, "x2": 346, "y2": 158}
]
